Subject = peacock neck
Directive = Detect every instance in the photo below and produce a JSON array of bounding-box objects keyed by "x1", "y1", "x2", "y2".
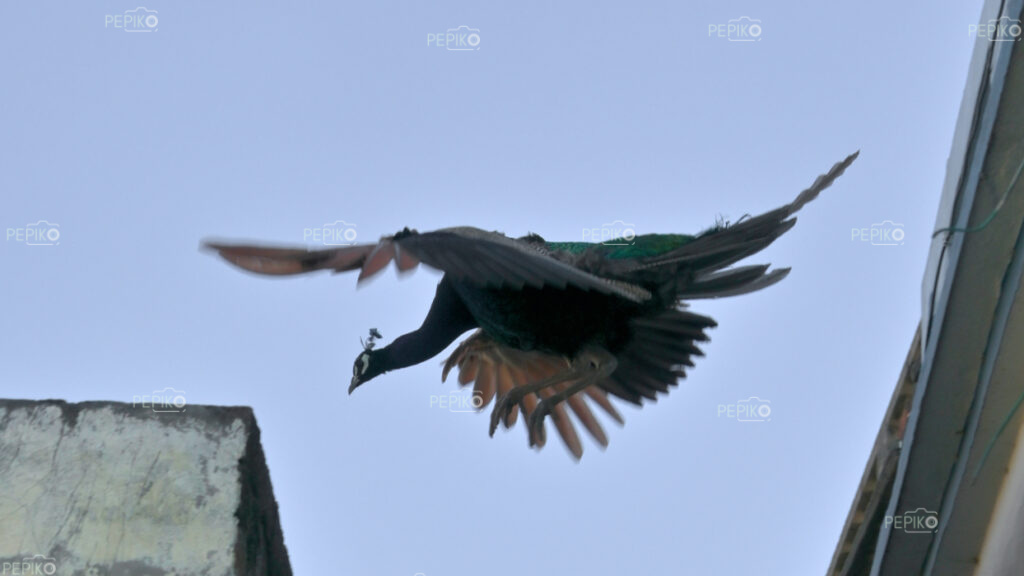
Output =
[{"x1": 377, "y1": 277, "x2": 477, "y2": 372}]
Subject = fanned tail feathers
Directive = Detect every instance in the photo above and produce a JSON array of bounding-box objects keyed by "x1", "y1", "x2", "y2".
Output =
[{"x1": 442, "y1": 331, "x2": 624, "y2": 459}]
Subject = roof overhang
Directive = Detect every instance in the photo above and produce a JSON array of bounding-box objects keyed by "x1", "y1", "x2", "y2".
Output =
[{"x1": 829, "y1": 0, "x2": 1024, "y2": 573}]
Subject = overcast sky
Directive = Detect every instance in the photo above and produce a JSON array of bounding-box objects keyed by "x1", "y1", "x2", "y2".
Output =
[{"x1": 1, "y1": 1, "x2": 985, "y2": 574}]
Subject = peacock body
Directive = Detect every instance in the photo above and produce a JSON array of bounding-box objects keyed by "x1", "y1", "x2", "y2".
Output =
[{"x1": 205, "y1": 152, "x2": 858, "y2": 458}]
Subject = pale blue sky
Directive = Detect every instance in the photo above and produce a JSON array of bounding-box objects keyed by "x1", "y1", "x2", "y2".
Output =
[{"x1": 1, "y1": 1, "x2": 983, "y2": 574}]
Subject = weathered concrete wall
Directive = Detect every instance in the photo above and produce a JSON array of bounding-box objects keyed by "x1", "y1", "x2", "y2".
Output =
[
  {"x1": 0, "y1": 400, "x2": 291, "y2": 576},
  {"x1": 976, "y1": 419, "x2": 1024, "y2": 576}
]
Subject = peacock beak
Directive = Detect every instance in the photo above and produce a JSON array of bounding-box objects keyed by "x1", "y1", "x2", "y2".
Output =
[{"x1": 348, "y1": 375, "x2": 362, "y2": 395}]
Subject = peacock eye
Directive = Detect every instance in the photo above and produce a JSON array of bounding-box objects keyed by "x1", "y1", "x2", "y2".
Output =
[{"x1": 359, "y1": 354, "x2": 370, "y2": 375}]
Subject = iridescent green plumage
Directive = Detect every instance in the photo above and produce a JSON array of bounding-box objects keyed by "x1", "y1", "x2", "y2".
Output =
[{"x1": 547, "y1": 233, "x2": 699, "y2": 260}]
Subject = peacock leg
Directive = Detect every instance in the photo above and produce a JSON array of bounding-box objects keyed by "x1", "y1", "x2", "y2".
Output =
[
  {"x1": 526, "y1": 347, "x2": 618, "y2": 447},
  {"x1": 489, "y1": 367, "x2": 577, "y2": 437}
]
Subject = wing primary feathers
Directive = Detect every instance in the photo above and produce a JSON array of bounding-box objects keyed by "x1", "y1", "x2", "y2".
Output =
[
  {"x1": 203, "y1": 242, "x2": 377, "y2": 276},
  {"x1": 358, "y1": 241, "x2": 396, "y2": 282}
]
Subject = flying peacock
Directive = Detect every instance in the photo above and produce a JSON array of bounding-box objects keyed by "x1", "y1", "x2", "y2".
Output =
[{"x1": 205, "y1": 152, "x2": 858, "y2": 459}]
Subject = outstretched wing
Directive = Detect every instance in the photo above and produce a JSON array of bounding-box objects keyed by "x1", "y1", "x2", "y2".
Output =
[
  {"x1": 204, "y1": 227, "x2": 650, "y2": 303},
  {"x1": 200, "y1": 243, "x2": 380, "y2": 276}
]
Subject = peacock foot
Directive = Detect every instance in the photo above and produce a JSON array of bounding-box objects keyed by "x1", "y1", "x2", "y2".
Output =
[
  {"x1": 527, "y1": 402, "x2": 550, "y2": 448},
  {"x1": 490, "y1": 391, "x2": 522, "y2": 437}
]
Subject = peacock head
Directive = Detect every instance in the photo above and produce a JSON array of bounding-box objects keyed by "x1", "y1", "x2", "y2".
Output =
[{"x1": 349, "y1": 328, "x2": 385, "y2": 394}]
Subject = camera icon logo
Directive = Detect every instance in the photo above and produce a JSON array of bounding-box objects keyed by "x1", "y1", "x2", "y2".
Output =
[
  {"x1": 150, "y1": 387, "x2": 187, "y2": 413},
  {"x1": 446, "y1": 25, "x2": 481, "y2": 51},
  {"x1": 600, "y1": 220, "x2": 636, "y2": 245},
  {"x1": 19, "y1": 555, "x2": 58, "y2": 575},
  {"x1": 582, "y1": 221, "x2": 637, "y2": 245},
  {"x1": 736, "y1": 396, "x2": 772, "y2": 422},
  {"x1": 904, "y1": 508, "x2": 939, "y2": 533},
  {"x1": 727, "y1": 16, "x2": 762, "y2": 42},
  {"x1": 304, "y1": 220, "x2": 358, "y2": 246},
  {"x1": 124, "y1": 7, "x2": 159, "y2": 32},
  {"x1": 870, "y1": 220, "x2": 905, "y2": 246},
  {"x1": 22, "y1": 220, "x2": 61, "y2": 246},
  {"x1": 429, "y1": 389, "x2": 484, "y2": 413},
  {"x1": 454, "y1": 390, "x2": 483, "y2": 413},
  {"x1": 886, "y1": 508, "x2": 939, "y2": 533},
  {"x1": 986, "y1": 16, "x2": 1022, "y2": 42}
]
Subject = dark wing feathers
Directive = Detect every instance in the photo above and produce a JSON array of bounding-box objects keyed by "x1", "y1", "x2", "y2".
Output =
[
  {"x1": 611, "y1": 151, "x2": 858, "y2": 276},
  {"x1": 577, "y1": 151, "x2": 858, "y2": 302},
  {"x1": 205, "y1": 227, "x2": 651, "y2": 303},
  {"x1": 601, "y1": 308, "x2": 717, "y2": 405},
  {"x1": 401, "y1": 228, "x2": 650, "y2": 301},
  {"x1": 681, "y1": 265, "x2": 791, "y2": 299}
]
